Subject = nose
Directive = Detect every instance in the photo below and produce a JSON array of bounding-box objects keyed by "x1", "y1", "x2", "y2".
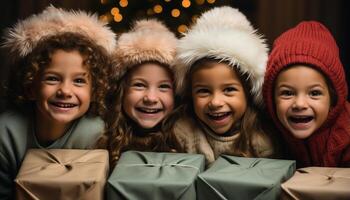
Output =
[
  {"x1": 208, "y1": 93, "x2": 224, "y2": 109},
  {"x1": 143, "y1": 89, "x2": 158, "y2": 104},
  {"x1": 292, "y1": 95, "x2": 308, "y2": 110},
  {"x1": 56, "y1": 82, "x2": 72, "y2": 98}
]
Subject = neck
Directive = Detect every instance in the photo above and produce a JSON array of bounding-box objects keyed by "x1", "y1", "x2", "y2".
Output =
[
  {"x1": 130, "y1": 119, "x2": 162, "y2": 137},
  {"x1": 197, "y1": 117, "x2": 240, "y2": 138},
  {"x1": 34, "y1": 113, "x2": 73, "y2": 145}
]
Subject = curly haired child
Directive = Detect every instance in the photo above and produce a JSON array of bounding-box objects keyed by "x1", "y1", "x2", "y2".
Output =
[
  {"x1": 263, "y1": 21, "x2": 350, "y2": 167},
  {"x1": 0, "y1": 6, "x2": 116, "y2": 199},
  {"x1": 96, "y1": 19, "x2": 181, "y2": 168},
  {"x1": 170, "y1": 6, "x2": 276, "y2": 166}
]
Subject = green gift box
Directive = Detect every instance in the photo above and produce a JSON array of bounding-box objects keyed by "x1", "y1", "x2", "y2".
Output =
[
  {"x1": 197, "y1": 155, "x2": 296, "y2": 200},
  {"x1": 107, "y1": 151, "x2": 205, "y2": 200}
]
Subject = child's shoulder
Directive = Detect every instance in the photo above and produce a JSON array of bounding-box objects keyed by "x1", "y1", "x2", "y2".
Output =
[
  {"x1": 65, "y1": 115, "x2": 104, "y2": 149},
  {"x1": 173, "y1": 115, "x2": 200, "y2": 136},
  {"x1": 0, "y1": 109, "x2": 30, "y2": 130},
  {"x1": 0, "y1": 109, "x2": 31, "y2": 155}
]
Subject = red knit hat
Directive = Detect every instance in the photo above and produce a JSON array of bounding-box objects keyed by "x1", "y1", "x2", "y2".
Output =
[{"x1": 263, "y1": 21, "x2": 348, "y2": 129}]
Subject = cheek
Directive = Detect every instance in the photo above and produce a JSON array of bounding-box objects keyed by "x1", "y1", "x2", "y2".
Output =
[
  {"x1": 274, "y1": 100, "x2": 290, "y2": 121},
  {"x1": 123, "y1": 90, "x2": 140, "y2": 104},
  {"x1": 192, "y1": 98, "x2": 207, "y2": 119},
  {"x1": 161, "y1": 92, "x2": 174, "y2": 111}
]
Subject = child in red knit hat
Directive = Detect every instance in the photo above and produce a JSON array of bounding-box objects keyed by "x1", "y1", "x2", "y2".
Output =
[{"x1": 263, "y1": 21, "x2": 350, "y2": 167}]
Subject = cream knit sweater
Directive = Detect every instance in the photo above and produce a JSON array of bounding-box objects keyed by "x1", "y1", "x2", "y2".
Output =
[{"x1": 173, "y1": 116, "x2": 274, "y2": 166}]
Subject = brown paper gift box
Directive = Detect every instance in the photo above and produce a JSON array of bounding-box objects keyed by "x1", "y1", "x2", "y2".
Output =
[
  {"x1": 281, "y1": 167, "x2": 350, "y2": 200},
  {"x1": 15, "y1": 149, "x2": 109, "y2": 200}
]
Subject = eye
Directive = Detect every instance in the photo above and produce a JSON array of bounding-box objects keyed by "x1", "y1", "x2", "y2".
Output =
[
  {"x1": 43, "y1": 75, "x2": 59, "y2": 84},
  {"x1": 224, "y1": 86, "x2": 237, "y2": 94},
  {"x1": 131, "y1": 82, "x2": 146, "y2": 90},
  {"x1": 159, "y1": 83, "x2": 172, "y2": 91},
  {"x1": 309, "y1": 90, "x2": 322, "y2": 97},
  {"x1": 74, "y1": 78, "x2": 88, "y2": 86},
  {"x1": 194, "y1": 88, "x2": 211, "y2": 97},
  {"x1": 279, "y1": 89, "x2": 294, "y2": 97}
]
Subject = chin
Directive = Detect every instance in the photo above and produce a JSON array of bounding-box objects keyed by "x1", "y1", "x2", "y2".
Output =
[{"x1": 290, "y1": 130, "x2": 314, "y2": 140}]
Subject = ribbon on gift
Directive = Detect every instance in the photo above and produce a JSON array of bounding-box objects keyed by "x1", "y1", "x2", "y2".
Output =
[{"x1": 117, "y1": 163, "x2": 201, "y2": 171}]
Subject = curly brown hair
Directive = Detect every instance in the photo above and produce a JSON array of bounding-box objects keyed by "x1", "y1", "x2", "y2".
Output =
[
  {"x1": 4, "y1": 32, "x2": 111, "y2": 116},
  {"x1": 96, "y1": 61, "x2": 182, "y2": 168}
]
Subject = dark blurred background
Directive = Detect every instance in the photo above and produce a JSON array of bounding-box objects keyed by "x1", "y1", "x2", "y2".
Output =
[{"x1": 0, "y1": 0, "x2": 349, "y2": 111}]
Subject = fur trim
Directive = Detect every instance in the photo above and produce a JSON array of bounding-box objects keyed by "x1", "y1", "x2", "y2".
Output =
[
  {"x1": 3, "y1": 5, "x2": 116, "y2": 60},
  {"x1": 175, "y1": 6, "x2": 268, "y2": 106},
  {"x1": 114, "y1": 19, "x2": 177, "y2": 77}
]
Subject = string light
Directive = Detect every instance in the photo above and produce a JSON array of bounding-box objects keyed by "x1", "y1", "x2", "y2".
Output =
[
  {"x1": 195, "y1": 0, "x2": 205, "y2": 5},
  {"x1": 191, "y1": 15, "x2": 198, "y2": 23},
  {"x1": 207, "y1": 0, "x2": 215, "y2": 4},
  {"x1": 147, "y1": 8, "x2": 155, "y2": 15},
  {"x1": 100, "y1": 0, "x2": 108, "y2": 4},
  {"x1": 114, "y1": 13, "x2": 123, "y2": 22},
  {"x1": 177, "y1": 24, "x2": 188, "y2": 33},
  {"x1": 153, "y1": 4, "x2": 163, "y2": 13},
  {"x1": 171, "y1": 9, "x2": 180, "y2": 17},
  {"x1": 111, "y1": 7, "x2": 120, "y2": 15},
  {"x1": 164, "y1": 0, "x2": 171, "y2": 2},
  {"x1": 182, "y1": 0, "x2": 191, "y2": 8},
  {"x1": 119, "y1": 0, "x2": 128, "y2": 7},
  {"x1": 99, "y1": 15, "x2": 109, "y2": 23}
]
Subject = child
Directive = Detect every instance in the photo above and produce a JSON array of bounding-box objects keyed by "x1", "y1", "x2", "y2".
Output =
[
  {"x1": 171, "y1": 6, "x2": 275, "y2": 166},
  {"x1": 96, "y1": 19, "x2": 181, "y2": 168},
  {"x1": 263, "y1": 21, "x2": 350, "y2": 167},
  {"x1": 0, "y1": 6, "x2": 116, "y2": 198}
]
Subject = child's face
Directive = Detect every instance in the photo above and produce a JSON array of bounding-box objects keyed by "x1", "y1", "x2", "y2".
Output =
[
  {"x1": 191, "y1": 63, "x2": 247, "y2": 135},
  {"x1": 274, "y1": 65, "x2": 331, "y2": 139},
  {"x1": 123, "y1": 63, "x2": 174, "y2": 129},
  {"x1": 31, "y1": 50, "x2": 92, "y2": 126}
]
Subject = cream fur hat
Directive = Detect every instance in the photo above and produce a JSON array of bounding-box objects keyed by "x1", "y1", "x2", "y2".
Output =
[
  {"x1": 113, "y1": 19, "x2": 177, "y2": 78},
  {"x1": 176, "y1": 6, "x2": 268, "y2": 106},
  {"x1": 3, "y1": 5, "x2": 116, "y2": 60}
]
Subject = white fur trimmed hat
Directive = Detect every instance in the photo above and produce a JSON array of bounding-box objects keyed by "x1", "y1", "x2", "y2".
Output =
[
  {"x1": 113, "y1": 19, "x2": 177, "y2": 77},
  {"x1": 3, "y1": 5, "x2": 116, "y2": 60},
  {"x1": 176, "y1": 6, "x2": 268, "y2": 106}
]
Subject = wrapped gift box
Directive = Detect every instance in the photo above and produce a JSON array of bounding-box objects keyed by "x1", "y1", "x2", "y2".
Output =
[
  {"x1": 15, "y1": 149, "x2": 109, "y2": 200},
  {"x1": 107, "y1": 151, "x2": 205, "y2": 200},
  {"x1": 281, "y1": 167, "x2": 350, "y2": 200},
  {"x1": 197, "y1": 155, "x2": 296, "y2": 200}
]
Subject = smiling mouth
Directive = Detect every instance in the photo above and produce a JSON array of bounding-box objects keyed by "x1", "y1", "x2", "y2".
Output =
[
  {"x1": 50, "y1": 102, "x2": 77, "y2": 108},
  {"x1": 136, "y1": 107, "x2": 163, "y2": 114},
  {"x1": 207, "y1": 112, "x2": 231, "y2": 120},
  {"x1": 289, "y1": 116, "x2": 314, "y2": 123}
]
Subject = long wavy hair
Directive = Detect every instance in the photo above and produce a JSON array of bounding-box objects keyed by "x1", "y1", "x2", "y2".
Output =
[
  {"x1": 96, "y1": 61, "x2": 182, "y2": 168},
  {"x1": 169, "y1": 57, "x2": 274, "y2": 157},
  {"x1": 3, "y1": 32, "x2": 111, "y2": 116}
]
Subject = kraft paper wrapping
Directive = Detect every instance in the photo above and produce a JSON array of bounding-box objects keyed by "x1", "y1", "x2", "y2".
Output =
[
  {"x1": 281, "y1": 167, "x2": 350, "y2": 200},
  {"x1": 15, "y1": 149, "x2": 109, "y2": 200},
  {"x1": 197, "y1": 155, "x2": 296, "y2": 200},
  {"x1": 107, "y1": 151, "x2": 205, "y2": 200}
]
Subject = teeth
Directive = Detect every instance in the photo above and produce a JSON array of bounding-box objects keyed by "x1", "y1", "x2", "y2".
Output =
[
  {"x1": 207, "y1": 112, "x2": 230, "y2": 120},
  {"x1": 52, "y1": 102, "x2": 76, "y2": 108},
  {"x1": 209, "y1": 113, "x2": 226, "y2": 117},
  {"x1": 137, "y1": 108, "x2": 161, "y2": 113}
]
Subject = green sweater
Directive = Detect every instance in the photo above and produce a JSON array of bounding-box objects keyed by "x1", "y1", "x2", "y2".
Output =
[{"x1": 0, "y1": 109, "x2": 104, "y2": 199}]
